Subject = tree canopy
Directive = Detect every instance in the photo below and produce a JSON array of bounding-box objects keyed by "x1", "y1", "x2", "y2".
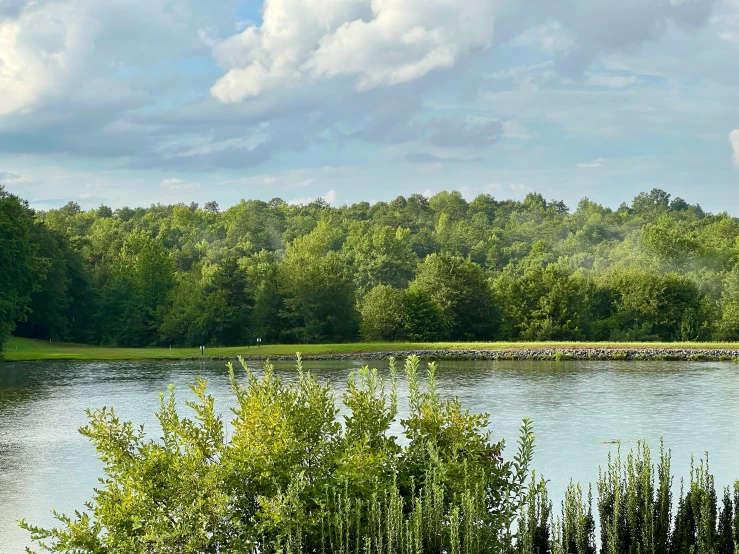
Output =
[{"x1": 2, "y1": 186, "x2": 738, "y2": 352}]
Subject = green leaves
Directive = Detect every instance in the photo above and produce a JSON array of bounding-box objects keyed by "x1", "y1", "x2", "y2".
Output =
[
  {"x1": 10, "y1": 186, "x2": 739, "y2": 349},
  {"x1": 24, "y1": 356, "x2": 534, "y2": 553},
  {"x1": 0, "y1": 186, "x2": 44, "y2": 356},
  {"x1": 411, "y1": 253, "x2": 498, "y2": 340}
]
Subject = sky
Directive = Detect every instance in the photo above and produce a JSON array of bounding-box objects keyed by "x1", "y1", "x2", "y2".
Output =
[{"x1": 1, "y1": 0, "x2": 739, "y2": 213}]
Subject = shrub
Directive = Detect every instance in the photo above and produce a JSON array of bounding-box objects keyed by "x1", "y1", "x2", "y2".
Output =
[{"x1": 21, "y1": 355, "x2": 535, "y2": 553}]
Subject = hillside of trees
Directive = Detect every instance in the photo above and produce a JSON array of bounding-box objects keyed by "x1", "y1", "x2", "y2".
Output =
[{"x1": 3, "y1": 184, "x2": 739, "y2": 352}]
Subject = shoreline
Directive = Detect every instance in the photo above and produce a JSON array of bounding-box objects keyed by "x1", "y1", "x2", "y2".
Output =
[
  {"x1": 8, "y1": 347, "x2": 739, "y2": 363},
  {"x1": 219, "y1": 348, "x2": 739, "y2": 362},
  {"x1": 6, "y1": 337, "x2": 739, "y2": 362}
]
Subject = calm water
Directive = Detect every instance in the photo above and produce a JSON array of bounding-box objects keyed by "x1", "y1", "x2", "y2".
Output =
[{"x1": 1, "y1": 359, "x2": 739, "y2": 552}]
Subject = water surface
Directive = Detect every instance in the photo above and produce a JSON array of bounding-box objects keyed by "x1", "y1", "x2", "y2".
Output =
[{"x1": 1, "y1": 359, "x2": 738, "y2": 552}]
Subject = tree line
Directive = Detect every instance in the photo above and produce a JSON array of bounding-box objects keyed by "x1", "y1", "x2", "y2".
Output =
[{"x1": 3, "y1": 184, "x2": 739, "y2": 352}]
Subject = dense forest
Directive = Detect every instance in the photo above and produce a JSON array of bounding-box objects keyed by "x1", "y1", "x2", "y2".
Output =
[{"x1": 3, "y1": 184, "x2": 739, "y2": 353}]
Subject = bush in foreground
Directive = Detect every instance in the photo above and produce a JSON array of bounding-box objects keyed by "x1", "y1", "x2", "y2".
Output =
[
  {"x1": 20, "y1": 357, "x2": 739, "y2": 553},
  {"x1": 21, "y1": 355, "x2": 534, "y2": 553}
]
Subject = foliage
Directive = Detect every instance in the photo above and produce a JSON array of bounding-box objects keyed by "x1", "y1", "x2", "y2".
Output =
[
  {"x1": 6, "y1": 186, "x2": 739, "y2": 347},
  {"x1": 493, "y1": 262, "x2": 583, "y2": 341},
  {"x1": 601, "y1": 269, "x2": 708, "y2": 342},
  {"x1": 515, "y1": 441, "x2": 739, "y2": 554},
  {"x1": 401, "y1": 287, "x2": 449, "y2": 342},
  {"x1": 0, "y1": 186, "x2": 44, "y2": 355},
  {"x1": 411, "y1": 253, "x2": 498, "y2": 340},
  {"x1": 21, "y1": 356, "x2": 536, "y2": 553},
  {"x1": 360, "y1": 285, "x2": 406, "y2": 341}
]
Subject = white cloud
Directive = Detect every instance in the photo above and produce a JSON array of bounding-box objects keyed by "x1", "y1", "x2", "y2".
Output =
[
  {"x1": 210, "y1": 0, "x2": 497, "y2": 103},
  {"x1": 731, "y1": 129, "x2": 739, "y2": 165},
  {"x1": 0, "y1": 3, "x2": 94, "y2": 115},
  {"x1": 0, "y1": 0, "x2": 235, "y2": 117},
  {"x1": 160, "y1": 177, "x2": 201, "y2": 191},
  {"x1": 577, "y1": 157, "x2": 607, "y2": 168},
  {"x1": 323, "y1": 189, "x2": 338, "y2": 205}
]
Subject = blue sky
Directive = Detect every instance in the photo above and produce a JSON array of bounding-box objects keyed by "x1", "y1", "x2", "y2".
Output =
[{"x1": 1, "y1": 0, "x2": 738, "y2": 213}]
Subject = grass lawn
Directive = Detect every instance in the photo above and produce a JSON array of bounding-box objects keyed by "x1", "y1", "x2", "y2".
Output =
[{"x1": 4, "y1": 336, "x2": 739, "y2": 362}]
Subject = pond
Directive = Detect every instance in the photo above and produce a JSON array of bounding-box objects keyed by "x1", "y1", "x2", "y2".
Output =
[{"x1": 1, "y1": 358, "x2": 738, "y2": 551}]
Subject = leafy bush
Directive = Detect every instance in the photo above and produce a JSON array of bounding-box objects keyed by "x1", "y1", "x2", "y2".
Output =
[{"x1": 22, "y1": 355, "x2": 535, "y2": 553}]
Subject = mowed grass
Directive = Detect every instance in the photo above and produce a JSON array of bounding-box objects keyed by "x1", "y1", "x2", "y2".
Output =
[{"x1": 4, "y1": 336, "x2": 739, "y2": 362}]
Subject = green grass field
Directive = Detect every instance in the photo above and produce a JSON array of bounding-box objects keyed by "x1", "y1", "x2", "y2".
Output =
[{"x1": 4, "y1": 336, "x2": 739, "y2": 362}]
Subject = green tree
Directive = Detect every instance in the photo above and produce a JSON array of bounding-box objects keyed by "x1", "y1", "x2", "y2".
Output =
[
  {"x1": 280, "y1": 246, "x2": 358, "y2": 343},
  {"x1": 99, "y1": 230, "x2": 174, "y2": 346},
  {"x1": 717, "y1": 266, "x2": 739, "y2": 340},
  {"x1": 247, "y1": 252, "x2": 286, "y2": 345},
  {"x1": 14, "y1": 225, "x2": 72, "y2": 341},
  {"x1": 199, "y1": 257, "x2": 252, "y2": 345},
  {"x1": 411, "y1": 253, "x2": 498, "y2": 340},
  {"x1": 359, "y1": 284, "x2": 406, "y2": 341},
  {"x1": 493, "y1": 263, "x2": 583, "y2": 341},
  {"x1": 343, "y1": 222, "x2": 418, "y2": 295},
  {"x1": 8, "y1": 185, "x2": 739, "y2": 349},
  {"x1": 603, "y1": 268, "x2": 707, "y2": 341},
  {"x1": 402, "y1": 287, "x2": 449, "y2": 341},
  {"x1": 640, "y1": 213, "x2": 698, "y2": 270},
  {"x1": 0, "y1": 186, "x2": 44, "y2": 355}
]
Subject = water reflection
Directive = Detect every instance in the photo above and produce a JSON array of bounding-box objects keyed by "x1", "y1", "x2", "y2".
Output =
[{"x1": 1, "y1": 359, "x2": 738, "y2": 551}]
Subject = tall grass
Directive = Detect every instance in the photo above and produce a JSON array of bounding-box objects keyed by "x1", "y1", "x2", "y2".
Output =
[{"x1": 518, "y1": 442, "x2": 739, "y2": 554}]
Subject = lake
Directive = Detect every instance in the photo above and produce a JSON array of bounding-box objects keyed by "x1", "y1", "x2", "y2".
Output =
[{"x1": 1, "y1": 358, "x2": 738, "y2": 551}]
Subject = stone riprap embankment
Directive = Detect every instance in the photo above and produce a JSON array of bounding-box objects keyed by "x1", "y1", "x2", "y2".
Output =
[{"x1": 189, "y1": 348, "x2": 739, "y2": 362}]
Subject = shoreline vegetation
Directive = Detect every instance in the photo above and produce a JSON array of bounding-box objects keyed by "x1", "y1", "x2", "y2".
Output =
[{"x1": 7, "y1": 336, "x2": 739, "y2": 362}]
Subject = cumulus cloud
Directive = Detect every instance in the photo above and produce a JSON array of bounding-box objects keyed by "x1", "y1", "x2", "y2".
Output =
[
  {"x1": 210, "y1": 0, "x2": 717, "y2": 104},
  {"x1": 517, "y1": 0, "x2": 717, "y2": 75},
  {"x1": 0, "y1": 3, "x2": 94, "y2": 115},
  {"x1": 210, "y1": 0, "x2": 497, "y2": 102},
  {"x1": 731, "y1": 129, "x2": 739, "y2": 165},
  {"x1": 0, "y1": 0, "x2": 727, "y2": 195}
]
